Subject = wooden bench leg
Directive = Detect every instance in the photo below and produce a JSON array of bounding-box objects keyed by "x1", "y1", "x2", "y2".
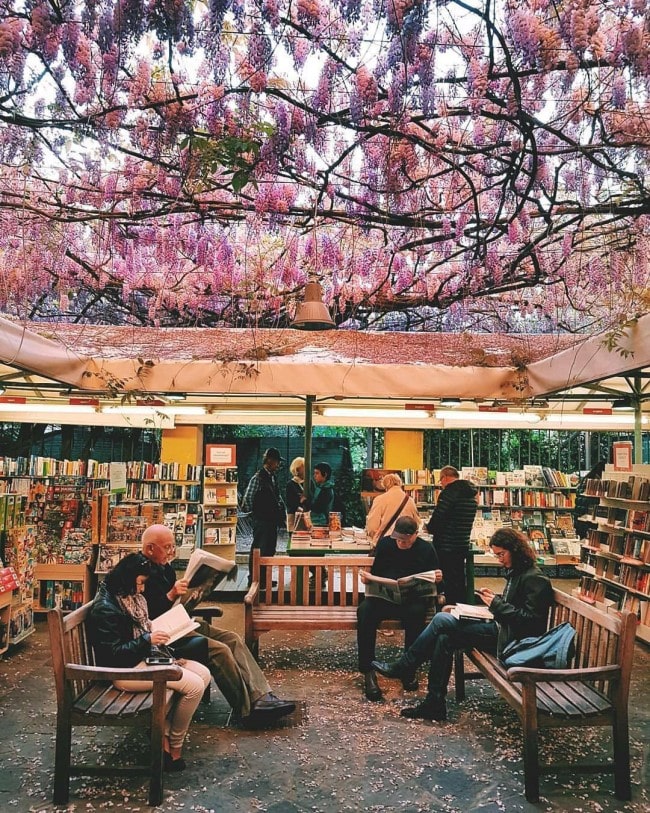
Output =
[
  {"x1": 53, "y1": 713, "x2": 72, "y2": 805},
  {"x1": 454, "y1": 650, "x2": 466, "y2": 702},
  {"x1": 148, "y1": 685, "x2": 167, "y2": 806},
  {"x1": 613, "y1": 710, "x2": 632, "y2": 800},
  {"x1": 521, "y1": 686, "x2": 540, "y2": 803}
]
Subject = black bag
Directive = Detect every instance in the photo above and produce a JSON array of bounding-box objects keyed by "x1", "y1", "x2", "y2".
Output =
[
  {"x1": 501, "y1": 621, "x2": 577, "y2": 669},
  {"x1": 169, "y1": 634, "x2": 209, "y2": 665}
]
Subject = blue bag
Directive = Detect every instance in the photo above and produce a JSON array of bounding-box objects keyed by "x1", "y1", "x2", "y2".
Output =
[{"x1": 501, "y1": 621, "x2": 577, "y2": 669}]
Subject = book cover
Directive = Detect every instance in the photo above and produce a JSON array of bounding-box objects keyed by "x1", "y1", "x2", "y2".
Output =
[
  {"x1": 179, "y1": 548, "x2": 237, "y2": 612},
  {"x1": 450, "y1": 603, "x2": 493, "y2": 621}
]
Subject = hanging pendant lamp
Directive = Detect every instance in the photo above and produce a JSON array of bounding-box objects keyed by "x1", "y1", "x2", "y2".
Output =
[{"x1": 291, "y1": 281, "x2": 336, "y2": 330}]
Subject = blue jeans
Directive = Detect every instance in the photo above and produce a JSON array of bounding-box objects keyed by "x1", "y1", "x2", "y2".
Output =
[{"x1": 398, "y1": 613, "x2": 498, "y2": 702}]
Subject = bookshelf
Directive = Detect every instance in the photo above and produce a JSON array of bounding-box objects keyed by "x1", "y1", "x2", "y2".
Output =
[
  {"x1": 202, "y1": 464, "x2": 238, "y2": 562},
  {"x1": 1, "y1": 523, "x2": 36, "y2": 652},
  {"x1": 575, "y1": 464, "x2": 650, "y2": 643},
  {"x1": 399, "y1": 467, "x2": 578, "y2": 557}
]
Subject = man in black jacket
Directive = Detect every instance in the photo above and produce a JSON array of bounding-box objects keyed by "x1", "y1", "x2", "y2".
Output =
[
  {"x1": 242, "y1": 447, "x2": 286, "y2": 585},
  {"x1": 140, "y1": 524, "x2": 295, "y2": 726},
  {"x1": 426, "y1": 465, "x2": 478, "y2": 604}
]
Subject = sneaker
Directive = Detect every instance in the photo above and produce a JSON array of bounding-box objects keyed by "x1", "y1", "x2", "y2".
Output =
[{"x1": 400, "y1": 700, "x2": 447, "y2": 721}]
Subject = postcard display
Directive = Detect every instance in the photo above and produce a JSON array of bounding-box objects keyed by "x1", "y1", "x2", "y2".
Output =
[
  {"x1": 202, "y1": 446, "x2": 238, "y2": 562},
  {"x1": 576, "y1": 463, "x2": 650, "y2": 642},
  {"x1": 398, "y1": 466, "x2": 580, "y2": 562}
]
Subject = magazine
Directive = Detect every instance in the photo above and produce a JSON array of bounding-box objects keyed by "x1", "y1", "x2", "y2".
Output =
[
  {"x1": 177, "y1": 548, "x2": 237, "y2": 613},
  {"x1": 361, "y1": 570, "x2": 439, "y2": 605},
  {"x1": 151, "y1": 604, "x2": 200, "y2": 644},
  {"x1": 449, "y1": 603, "x2": 494, "y2": 622}
]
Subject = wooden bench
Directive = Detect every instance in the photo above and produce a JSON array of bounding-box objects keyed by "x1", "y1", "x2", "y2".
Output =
[
  {"x1": 453, "y1": 588, "x2": 637, "y2": 803},
  {"x1": 48, "y1": 602, "x2": 183, "y2": 806},
  {"x1": 244, "y1": 550, "x2": 434, "y2": 657}
]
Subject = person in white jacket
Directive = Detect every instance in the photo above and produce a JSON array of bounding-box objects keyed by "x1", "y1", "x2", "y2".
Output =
[{"x1": 365, "y1": 474, "x2": 421, "y2": 545}]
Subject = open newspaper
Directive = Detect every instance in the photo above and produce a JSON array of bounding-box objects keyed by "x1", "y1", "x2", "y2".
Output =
[
  {"x1": 151, "y1": 603, "x2": 200, "y2": 644},
  {"x1": 176, "y1": 548, "x2": 238, "y2": 613},
  {"x1": 449, "y1": 603, "x2": 494, "y2": 621},
  {"x1": 361, "y1": 570, "x2": 439, "y2": 605}
]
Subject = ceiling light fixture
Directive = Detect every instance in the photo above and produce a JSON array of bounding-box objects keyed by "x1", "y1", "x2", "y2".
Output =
[
  {"x1": 291, "y1": 281, "x2": 336, "y2": 330},
  {"x1": 439, "y1": 398, "x2": 462, "y2": 407},
  {"x1": 612, "y1": 398, "x2": 634, "y2": 412}
]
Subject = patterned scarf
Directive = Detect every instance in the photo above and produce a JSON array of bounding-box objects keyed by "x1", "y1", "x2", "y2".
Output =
[{"x1": 118, "y1": 593, "x2": 151, "y2": 638}]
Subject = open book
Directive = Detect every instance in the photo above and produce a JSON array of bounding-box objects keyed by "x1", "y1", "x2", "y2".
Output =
[
  {"x1": 361, "y1": 570, "x2": 439, "y2": 605},
  {"x1": 449, "y1": 603, "x2": 494, "y2": 622},
  {"x1": 177, "y1": 547, "x2": 237, "y2": 613},
  {"x1": 151, "y1": 604, "x2": 200, "y2": 645}
]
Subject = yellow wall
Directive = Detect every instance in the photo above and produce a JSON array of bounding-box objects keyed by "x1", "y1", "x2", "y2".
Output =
[
  {"x1": 384, "y1": 430, "x2": 423, "y2": 470},
  {"x1": 160, "y1": 426, "x2": 204, "y2": 466}
]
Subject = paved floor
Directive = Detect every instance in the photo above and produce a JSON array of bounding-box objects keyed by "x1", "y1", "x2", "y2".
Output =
[{"x1": 0, "y1": 581, "x2": 648, "y2": 813}]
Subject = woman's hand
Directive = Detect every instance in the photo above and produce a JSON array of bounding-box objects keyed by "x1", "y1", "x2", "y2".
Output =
[
  {"x1": 475, "y1": 587, "x2": 496, "y2": 607},
  {"x1": 359, "y1": 570, "x2": 369, "y2": 584},
  {"x1": 150, "y1": 630, "x2": 171, "y2": 646}
]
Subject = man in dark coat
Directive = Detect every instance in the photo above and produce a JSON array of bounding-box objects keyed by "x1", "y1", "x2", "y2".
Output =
[
  {"x1": 426, "y1": 465, "x2": 478, "y2": 604},
  {"x1": 242, "y1": 447, "x2": 286, "y2": 584}
]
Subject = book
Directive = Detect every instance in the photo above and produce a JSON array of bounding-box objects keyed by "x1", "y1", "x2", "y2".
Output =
[
  {"x1": 178, "y1": 547, "x2": 237, "y2": 613},
  {"x1": 449, "y1": 603, "x2": 494, "y2": 621},
  {"x1": 150, "y1": 603, "x2": 200, "y2": 645},
  {"x1": 361, "y1": 569, "x2": 439, "y2": 605}
]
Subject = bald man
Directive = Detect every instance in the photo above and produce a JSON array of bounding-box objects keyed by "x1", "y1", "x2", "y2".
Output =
[{"x1": 140, "y1": 524, "x2": 294, "y2": 725}]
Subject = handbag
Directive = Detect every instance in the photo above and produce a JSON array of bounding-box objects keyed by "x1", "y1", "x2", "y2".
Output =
[{"x1": 501, "y1": 621, "x2": 577, "y2": 669}]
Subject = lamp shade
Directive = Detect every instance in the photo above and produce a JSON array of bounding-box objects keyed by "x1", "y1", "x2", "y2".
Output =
[
  {"x1": 612, "y1": 398, "x2": 634, "y2": 411},
  {"x1": 291, "y1": 282, "x2": 335, "y2": 330}
]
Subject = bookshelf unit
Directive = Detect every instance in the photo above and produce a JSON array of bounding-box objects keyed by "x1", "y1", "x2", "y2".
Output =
[
  {"x1": 202, "y1": 465, "x2": 238, "y2": 562},
  {"x1": 1, "y1": 523, "x2": 36, "y2": 651},
  {"x1": 576, "y1": 464, "x2": 650, "y2": 643},
  {"x1": 400, "y1": 467, "x2": 578, "y2": 559}
]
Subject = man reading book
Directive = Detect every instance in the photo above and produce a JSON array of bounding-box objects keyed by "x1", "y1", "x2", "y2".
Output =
[
  {"x1": 357, "y1": 516, "x2": 442, "y2": 702},
  {"x1": 141, "y1": 524, "x2": 295, "y2": 726}
]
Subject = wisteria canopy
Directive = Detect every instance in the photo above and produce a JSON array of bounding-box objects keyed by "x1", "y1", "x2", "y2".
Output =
[{"x1": 0, "y1": 0, "x2": 649, "y2": 335}]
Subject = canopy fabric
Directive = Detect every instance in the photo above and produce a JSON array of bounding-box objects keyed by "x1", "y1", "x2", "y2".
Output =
[{"x1": 0, "y1": 317, "x2": 584, "y2": 400}]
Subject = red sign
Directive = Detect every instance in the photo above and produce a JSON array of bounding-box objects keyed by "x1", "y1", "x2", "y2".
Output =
[
  {"x1": 478, "y1": 405, "x2": 508, "y2": 413},
  {"x1": 69, "y1": 397, "x2": 99, "y2": 406},
  {"x1": 205, "y1": 444, "x2": 237, "y2": 466},
  {"x1": 583, "y1": 407, "x2": 612, "y2": 415},
  {"x1": 0, "y1": 396, "x2": 26, "y2": 404},
  {"x1": 404, "y1": 404, "x2": 436, "y2": 410}
]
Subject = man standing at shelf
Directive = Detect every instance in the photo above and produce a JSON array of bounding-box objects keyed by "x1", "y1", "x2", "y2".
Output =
[
  {"x1": 426, "y1": 465, "x2": 478, "y2": 605},
  {"x1": 242, "y1": 447, "x2": 286, "y2": 585},
  {"x1": 140, "y1": 524, "x2": 295, "y2": 726}
]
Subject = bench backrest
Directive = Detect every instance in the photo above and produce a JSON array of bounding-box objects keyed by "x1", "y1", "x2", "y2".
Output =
[
  {"x1": 252, "y1": 550, "x2": 374, "y2": 606},
  {"x1": 549, "y1": 589, "x2": 637, "y2": 695},
  {"x1": 48, "y1": 602, "x2": 97, "y2": 707}
]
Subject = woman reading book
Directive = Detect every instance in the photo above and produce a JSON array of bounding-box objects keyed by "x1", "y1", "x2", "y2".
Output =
[
  {"x1": 372, "y1": 527, "x2": 553, "y2": 721},
  {"x1": 88, "y1": 553, "x2": 211, "y2": 771}
]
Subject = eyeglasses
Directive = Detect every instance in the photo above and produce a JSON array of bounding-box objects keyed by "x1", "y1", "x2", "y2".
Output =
[
  {"x1": 492, "y1": 549, "x2": 508, "y2": 559},
  {"x1": 151, "y1": 542, "x2": 176, "y2": 554}
]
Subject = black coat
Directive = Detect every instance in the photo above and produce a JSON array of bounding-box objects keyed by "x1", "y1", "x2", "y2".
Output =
[
  {"x1": 426, "y1": 478, "x2": 478, "y2": 552},
  {"x1": 87, "y1": 582, "x2": 152, "y2": 668},
  {"x1": 491, "y1": 565, "x2": 553, "y2": 655}
]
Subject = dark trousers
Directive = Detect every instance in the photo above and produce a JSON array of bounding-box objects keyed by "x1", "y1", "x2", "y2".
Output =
[
  {"x1": 400, "y1": 615, "x2": 498, "y2": 702},
  {"x1": 248, "y1": 519, "x2": 278, "y2": 586},
  {"x1": 357, "y1": 597, "x2": 429, "y2": 673},
  {"x1": 437, "y1": 549, "x2": 468, "y2": 605}
]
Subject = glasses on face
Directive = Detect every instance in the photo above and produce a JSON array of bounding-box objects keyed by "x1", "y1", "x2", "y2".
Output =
[
  {"x1": 492, "y1": 549, "x2": 508, "y2": 559},
  {"x1": 152, "y1": 542, "x2": 176, "y2": 554}
]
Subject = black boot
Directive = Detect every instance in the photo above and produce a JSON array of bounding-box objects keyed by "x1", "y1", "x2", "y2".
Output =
[
  {"x1": 363, "y1": 670, "x2": 383, "y2": 701},
  {"x1": 371, "y1": 659, "x2": 407, "y2": 680},
  {"x1": 400, "y1": 698, "x2": 447, "y2": 721}
]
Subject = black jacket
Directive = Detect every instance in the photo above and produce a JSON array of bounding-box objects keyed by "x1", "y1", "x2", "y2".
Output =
[
  {"x1": 426, "y1": 478, "x2": 478, "y2": 552},
  {"x1": 87, "y1": 582, "x2": 152, "y2": 668},
  {"x1": 491, "y1": 565, "x2": 553, "y2": 656},
  {"x1": 285, "y1": 478, "x2": 305, "y2": 514},
  {"x1": 143, "y1": 561, "x2": 177, "y2": 620},
  {"x1": 372, "y1": 536, "x2": 441, "y2": 583}
]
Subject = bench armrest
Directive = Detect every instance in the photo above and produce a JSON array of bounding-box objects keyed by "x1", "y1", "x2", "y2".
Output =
[
  {"x1": 507, "y1": 664, "x2": 621, "y2": 684},
  {"x1": 65, "y1": 662, "x2": 183, "y2": 682},
  {"x1": 244, "y1": 582, "x2": 259, "y2": 605}
]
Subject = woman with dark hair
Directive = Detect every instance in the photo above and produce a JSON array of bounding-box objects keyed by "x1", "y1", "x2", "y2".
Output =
[
  {"x1": 88, "y1": 553, "x2": 211, "y2": 771},
  {"x1": 372, "y1": 527, "x2": 553, "y2": 721}
]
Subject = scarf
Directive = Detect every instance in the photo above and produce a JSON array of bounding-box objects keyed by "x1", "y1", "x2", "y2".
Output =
[{"x1": 118, "y1": 593, "x2": 151, "y2": 638}]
